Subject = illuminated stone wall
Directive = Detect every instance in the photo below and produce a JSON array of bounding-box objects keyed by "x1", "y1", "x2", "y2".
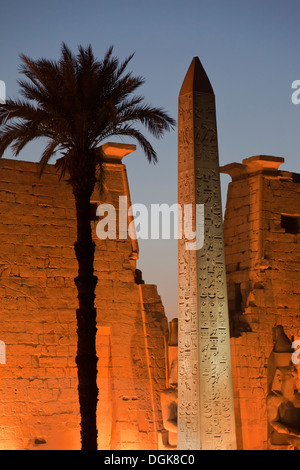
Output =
[
  {"x1": 1, "y1": 150, "x2": 298, "y2": 451},
  {"x1": 0, "y1": 146, "x2": 168, "y2": 450},
  {"x1": 222, "y1": 156, "x2": 300, "y2": 450}
]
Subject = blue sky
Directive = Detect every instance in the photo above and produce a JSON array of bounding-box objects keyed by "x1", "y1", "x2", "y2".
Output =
[{"x1": 1, "y1": 0, "x2": 300, "y2": 319}]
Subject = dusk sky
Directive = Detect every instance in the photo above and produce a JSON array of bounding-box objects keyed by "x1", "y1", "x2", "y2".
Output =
[{"x1": 1, "y1": 0, "x2": 300, "y2": 319}]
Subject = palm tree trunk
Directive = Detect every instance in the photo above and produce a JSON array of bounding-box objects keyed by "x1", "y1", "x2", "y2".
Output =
[{"x1": 73, "y1": 189, "x2": 98, "y2": 450}]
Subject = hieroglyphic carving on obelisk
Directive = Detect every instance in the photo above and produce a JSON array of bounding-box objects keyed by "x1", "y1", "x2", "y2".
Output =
[{"x1": 177, "y1": 57, "x2": 237, "y2": 450}]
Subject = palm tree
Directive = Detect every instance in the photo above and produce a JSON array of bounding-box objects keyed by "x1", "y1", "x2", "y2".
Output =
[{"x1": 0, "y1": 44, "x2": 175, "y2": 450}]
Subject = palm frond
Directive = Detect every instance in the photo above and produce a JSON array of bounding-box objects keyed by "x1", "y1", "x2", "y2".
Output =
[
  {"x1": 104, "y1": 124, "x2": 158, "y2": 163},
  {"x1": 0, "y1": 120, "x2": 42, "y2": 157},
  {"x1": 0, "y1": 98, "x2": 40, "y2": 126},
  {"x1": 0, "y1": 43, "x2": 175, "y2": 178},
  {"x1": 38, "y1": 139, "x2": 60, "y2": 176}
]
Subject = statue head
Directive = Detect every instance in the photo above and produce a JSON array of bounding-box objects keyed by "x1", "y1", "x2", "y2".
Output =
[
  {"x1": 268, "y1": 325, "x2": 294, "y2": 394},
  {"x1": 272, "y1": 325, "x2": 293, "y2": 352},
  {"x1": 271, "y1": 364, "x2": 298, "y2": 398},
  {"x1": 168, "y1": 357, "x2": 178, "y2": 387}
]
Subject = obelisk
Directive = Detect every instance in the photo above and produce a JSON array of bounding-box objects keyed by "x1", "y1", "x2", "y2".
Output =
[{"x1": 178, "y1": 57, "x2": 237, "y2": 450}]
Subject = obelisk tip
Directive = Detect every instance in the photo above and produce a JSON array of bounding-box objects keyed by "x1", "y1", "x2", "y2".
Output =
[{"x1": 179, "y1": 56, "x2": 214, "y2": 96}]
